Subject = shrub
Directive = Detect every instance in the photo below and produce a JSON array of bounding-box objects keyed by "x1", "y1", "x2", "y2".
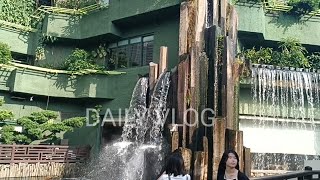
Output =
[{"x1": 0, "y1": 42, "x2": 12, "y2": 64}]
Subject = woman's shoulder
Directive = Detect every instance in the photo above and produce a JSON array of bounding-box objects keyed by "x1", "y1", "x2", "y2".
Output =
[{"x1": 238, "y1": 171, "x2": 250, "y2": 180}]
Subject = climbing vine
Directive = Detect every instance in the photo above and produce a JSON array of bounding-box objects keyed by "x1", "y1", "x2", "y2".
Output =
[{"x1": 0, "y1": 0, "x2": 36, "y2": 27}]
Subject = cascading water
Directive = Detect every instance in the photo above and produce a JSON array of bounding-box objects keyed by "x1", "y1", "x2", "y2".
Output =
[
  {"x1": 81, "y1": 72, "x2": 171, "y2": 180},
  {"x1": 240, "y1": 65, "x2": 320, "y2": 173}
]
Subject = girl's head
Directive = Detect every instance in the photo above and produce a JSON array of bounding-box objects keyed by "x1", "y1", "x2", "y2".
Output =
[
  {"x1": 164, "y1": 151, "x2": 186, "y2": 176},
  {"x1": 217, "y1": 150, "x2": 240, "y2": 177}
]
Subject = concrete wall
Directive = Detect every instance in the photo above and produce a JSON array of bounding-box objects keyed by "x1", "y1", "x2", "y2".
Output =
[
  {"x1": 236, "y1": 3, "x2": 320, "y2": 46},
  {"x1": 0, "y1": 28, "x2": 36, "y2": 55}
]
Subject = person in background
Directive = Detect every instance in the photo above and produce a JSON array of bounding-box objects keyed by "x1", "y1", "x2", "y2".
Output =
[
  {"x1": 157, "y1": 149, "x2": 191, "y2": 180},
  {"x1": 217, "y1": 149, "x2": 250, "y2": 180}
]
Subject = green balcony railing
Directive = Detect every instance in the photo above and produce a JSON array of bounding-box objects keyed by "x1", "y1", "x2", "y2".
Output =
[
  {"x1": 263, "y1": 0, "x2": 292, "y2": 12},
  {"x1": 263, "y1": 0, "x2": 320, "y2": 18}
]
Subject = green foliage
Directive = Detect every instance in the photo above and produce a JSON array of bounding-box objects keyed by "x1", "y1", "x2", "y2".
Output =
[
  {"x1": 64, "y1": 49, "x2": 104, "y2": 71},
  {"x1": 0, "y1": 99, "x2": 4, "y2": 106},
  {"x1": 0, "y1": 110, "x2": 14, "y2": 121},
  {"x1": 279, "y1": 38, "x2": 309, "y2": 68},
  {"x1": 242, "y1": 47, "x2": 273, "y2": 65},
  {"x1": 0, "y1": 99, "x2": 14, "y2": 122},
  {"x1": 0, "y1": 125, "x2": 32, "y2": 144},
  {"x1": 308, "y1": 52, "x2": 320, "y2": 69},
  {"x1": 55, "y1": 0, "x2": 97, "y2": 9},
  {"x1": 62, "y1": 117, "x2": 86, "y2": 128},
  {"x1": 0, "y1": 125, "x2": 16, "y2": 144},
  {"x1": 288, "y1": 0, "x2": 320, "y2": 16},
  {"x1": 14, "y1": 134, "x2": 32, "y2": 144},
  {"x1": 30, "y1": 111, "x2": 58, "y2": 124},
  {"x1": 0, "y1": 42, "x2": 12, "y2": 64},
  {"x1": 0, "y1": 110, "x2": 86, "y2": 144},
  {"x1": 241, "y1": 38, "x2": 315, "y2": 69},
  {"x1": 0, "y1": 0, "x2": 36, "y2": 27}
]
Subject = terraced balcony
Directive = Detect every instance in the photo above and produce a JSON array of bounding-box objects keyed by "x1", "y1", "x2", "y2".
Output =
[{"x1": 0, "y1": 63, "x2": 150, "y2": 99}]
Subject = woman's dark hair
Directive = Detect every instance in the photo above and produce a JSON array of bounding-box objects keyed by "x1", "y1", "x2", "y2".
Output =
[
  {"x1": 157, "y1": 149, "x2": 186, "y2": 178},
  {"x1": 217, "y1": 149, "x2": 240, "y2": 179}
]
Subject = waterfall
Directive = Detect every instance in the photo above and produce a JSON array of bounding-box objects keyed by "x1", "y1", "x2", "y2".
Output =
[
  {"x1": 240, "y1": 65, "x2": 320, "y2": 172},
  {"x1": 121, "y1": 77, "x2": 149, "y2": 143},
  {"x1": 81, "y1": 72, "x2": 171, "y2": 180}
]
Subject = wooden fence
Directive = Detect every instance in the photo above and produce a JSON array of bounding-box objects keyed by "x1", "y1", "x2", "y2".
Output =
[{"x1": 0, "y1": 144, "x2": 90, "y2": 164}]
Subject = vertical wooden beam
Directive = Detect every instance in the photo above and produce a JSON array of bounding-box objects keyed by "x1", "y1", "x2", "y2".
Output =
[
  {"x1": 179, "y1": 2, "x2": 189, "y2": 56},
  {"x1": 225, "y1": 128, "x2": 236, "y2": 150},
  {"x1": 159, "y1": 46, "x2": 168, "y2": 74},
  {"x1": 213, "y1": 118, "x2": 226, "y2": 180},
  {"x1": 149, "y1": 62, "x2": 158, "y2": 91},
  {"x1": 178, "y1": 59, "x2": 189, "y2": 148},
  {"x1": 183, "y1": 59, "x2": 190, "y2": 148},
  {"x1": 212, "y1": 0, "x2": 219, "y2": 26},
  {"x1": 237, "y1": 131, "x2": 244, "y2": 171},
  {"x1": 172, "y1": 131, "x2": 179, "y2": 152},
  {"x1": 193, "y1": 151, "x2": 205, "y2": 180},
  {"x1": 220, "y1": 0, "x2": 227, "y2": 36},
  {"x1": 189, "y1": 50, "x2": 201, "y2": 145},
  {"x1": 180, "y1": 148, "x2": 192, "y2": 174},
  {"x1": 221, "y1": 38, "x2": 235, "y2": 129},
  {"x1": 195, "y1": 0, "x2": 207, "y2": 44},
  {"x1": 205, "y1": 26, "x2": 217, "y2": 180},
  {"x1": 203, "y1": 136, "x2": 209, "y2": 180},
  {"x1": 244, "y1": 147, "x2": 251, "y2": 177}
]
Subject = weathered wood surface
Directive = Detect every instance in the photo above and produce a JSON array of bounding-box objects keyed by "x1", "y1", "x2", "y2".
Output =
[
  {"x1": 193, "y1": 151, "x2": 205, "y2": 180},
  {"x1": 177, "y1": 59, "x2": 189, "y2": 147},
  {"x1": 159, "y1": 46, "x2": 168, "y2": 74},
  {"x1": 149, "y1": 62, "x2": 158, "y2": 91},
  {"x1": 172, "y1": 131, "x2": 179, "y2": 152},
  {"x1": 244, "y1": 147, "x2": 252, "y2": 177},
  {"x1": 203, "y1": 136, "x2": 208, "y2": 180},
  {"x1": 213, "y1": 118, "x2": 226, "y2": 180},
  {"x1": 179, "y1": 2, "x2": 189, "y2": 56},
  {"x1": 180, "y1": 148, "x2": 192, "y2": 174}
]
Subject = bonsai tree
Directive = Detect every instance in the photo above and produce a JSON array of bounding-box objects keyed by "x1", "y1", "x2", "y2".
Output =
[{"x1": 0, "y1": 110, "x2": 86, "y2": 144}]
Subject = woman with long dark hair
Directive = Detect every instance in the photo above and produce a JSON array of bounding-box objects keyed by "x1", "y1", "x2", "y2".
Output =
[
  {"x1": 157, "y1": 150, "x2": 191, "y2": 180},
  {"x1": 217, "y1": 149, "x2": 249, "y2": 180}
]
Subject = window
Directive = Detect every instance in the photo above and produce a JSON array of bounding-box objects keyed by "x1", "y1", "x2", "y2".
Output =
[
  {"x1": 38, "y1": 0, "x2": 53, "y2": 6},
  {"x1": 108, "y1": 35, "x2": 154, "y2": 70}
]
